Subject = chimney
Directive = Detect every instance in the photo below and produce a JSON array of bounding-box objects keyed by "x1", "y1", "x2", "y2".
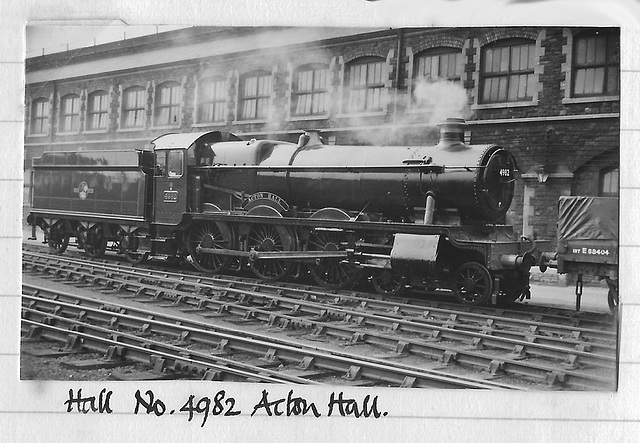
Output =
[{"x1": 436, "y1": 117, "x2": 468, "y2": 151}]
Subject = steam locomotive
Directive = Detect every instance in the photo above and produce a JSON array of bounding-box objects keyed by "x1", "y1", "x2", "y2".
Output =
[{"x1": 27, "y1": 118, "x2": 538, "y2": 306}]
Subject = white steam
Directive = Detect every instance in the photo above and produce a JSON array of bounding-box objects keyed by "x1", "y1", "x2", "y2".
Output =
[{"x1": 412, "y1": 78, "x2": 471, "y2": 127}]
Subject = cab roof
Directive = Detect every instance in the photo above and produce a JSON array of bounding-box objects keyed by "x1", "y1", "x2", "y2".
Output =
[{"x1": 151, "y1": 131, "x2": 241, "y2": 151}]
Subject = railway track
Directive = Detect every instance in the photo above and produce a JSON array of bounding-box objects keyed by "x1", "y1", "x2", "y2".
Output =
[
  {"x1": 22, "y1": 284, "x2": 518, "y2": 389},
  {"x1": 22, "y1": 248, "x2": 619, "y2": 390}
]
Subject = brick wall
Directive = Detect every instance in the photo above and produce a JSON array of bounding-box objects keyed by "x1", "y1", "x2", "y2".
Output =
[{"x1": 24, "y1": 26, "x2": 620, "y2": 244}]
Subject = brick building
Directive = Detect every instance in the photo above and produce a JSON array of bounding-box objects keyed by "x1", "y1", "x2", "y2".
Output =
[{"x1": 24, "y1": 26, "x2": 620, "y2": 246}]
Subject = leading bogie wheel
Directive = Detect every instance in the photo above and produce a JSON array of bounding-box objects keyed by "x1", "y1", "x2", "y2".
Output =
[
  {"x1": 371, "y1": 269, "x2": 406, "y2": 297},
  {"x1": 247, "y1": 223, "x2": 294, "y2": 281},
  {"x1": 188, "y1": 221, "x2": 234, "y2": 274},
  {"x1": 452, "y1": 262, "x2": 493, "y2": 306}
]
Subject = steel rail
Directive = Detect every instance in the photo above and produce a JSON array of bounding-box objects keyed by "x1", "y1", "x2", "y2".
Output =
[
  {"x1": 22, "y1": 284, "x2": 523, "y2": 390},
  {"x1": 23, "y1": 252, "x2": 618, "y2": 367},
  {"x1": 21, "y1": 317, "x2": 314, "y2": 384},
  {"x1": 23, "y1": 264, "x2": 617, "y2": 390},
  {"x1": 22, "y1": 250, "x2": 617, "y2": 343}
]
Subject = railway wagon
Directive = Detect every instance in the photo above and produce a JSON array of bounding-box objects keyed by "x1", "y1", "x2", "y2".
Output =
[
  {"x1": 540, "y1": 196, "x2": 619, "y2": 311},
  {"x1": 28, "y1": 119, "x2": 538, "y2": 306}
]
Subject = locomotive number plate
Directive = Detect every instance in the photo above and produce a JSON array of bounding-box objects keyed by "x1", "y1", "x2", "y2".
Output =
[{"x1": 163, "y1": 190, "x2": 179, "y2": 202}]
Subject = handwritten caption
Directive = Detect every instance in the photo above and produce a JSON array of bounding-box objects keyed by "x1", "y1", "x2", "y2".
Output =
[{"x1": 64, "y1": 388, "x2": 388, "y2": 425}]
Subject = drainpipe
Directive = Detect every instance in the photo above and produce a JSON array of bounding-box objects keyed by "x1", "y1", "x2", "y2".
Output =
[{"x1": 393, "y1": 28, "x2": 404, "y2": 127}]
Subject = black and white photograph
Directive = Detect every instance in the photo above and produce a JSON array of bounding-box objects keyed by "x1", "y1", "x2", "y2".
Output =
[{"x1": 2, "y1": 0, "x2": 640, "y2": 441}]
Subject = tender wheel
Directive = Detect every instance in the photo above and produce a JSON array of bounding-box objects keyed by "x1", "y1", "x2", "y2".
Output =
[
  {"x1": 84, "y1": 226, "x2": 107, "y2": 258},
  {"x1": 452, "y1": 262, "x2": 493, "y2": 306},
  {"x1": 371, "y1": 270, "x2": 406, "y2": 297},
  {"x1": 47, "y1": 222, "x2": 69, "y2": 254},
  {"x1": 247, "y1": 224, "x2": 294, "y2": 281},
  {"x1": 188, "y1": 221, "x2": 234, "y2": 273},
  {"x1": 307, "y1": 230, "x2": 361, "y2": 289}
]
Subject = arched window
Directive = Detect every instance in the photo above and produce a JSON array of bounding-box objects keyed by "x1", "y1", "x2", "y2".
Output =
[
  {"x1": 155, "y1": 81, "x2": 182, "y2": 126},
  {"x1": 344, "y1": 57, "x2": 387, "y2": 113},
  {"x1": 291, "y1": 64, "x2": 329, "y2": 116},
  {"x1": 122, "y1": 86, "x2": 146, "y2": 128},
  {"x1": 572, "y1": 30, "x2": 619, "y2": 97},
  {"x1": 197, "y1": 77, "x2": 227, "y2": 123},
  {"x1": 30, "y1": 98, "x2": 49, "y2": 135},
  {"x1": 59, "y1": 93, "x2": 80, "y2": 132},
  {"x1": 413, "y1": 48, "x2": 464, "y2": 105},
  {"x1": 87, "y1": 90, "x2": 109, "y2": 130},
  {"x1": 238, "y1": 71, "x2": 272, "y2": 120},
  {"x1": 600, "y1": 166, "x2": 619, "y2": 196},
  {"x1": 415, "y1": 48, "x2": 464, "y2": 82},
  {"x1": 480, "y1": 38, "x2": 535, "y2": 103}
]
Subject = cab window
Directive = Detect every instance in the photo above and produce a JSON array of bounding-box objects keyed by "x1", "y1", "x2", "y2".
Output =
[
  {"x1": 167, "y1": 150, "x2": 183, "y2": 177},
  {"x1": 155, "y1": 152, "x2": 166, "y2": 176}
]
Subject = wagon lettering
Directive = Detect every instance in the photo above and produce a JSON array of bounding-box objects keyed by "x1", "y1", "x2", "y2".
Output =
[{"x1": 576, "y1": 247, "x2": 611, "y2": 256}]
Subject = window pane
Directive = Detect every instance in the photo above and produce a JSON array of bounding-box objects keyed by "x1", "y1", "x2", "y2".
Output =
[
  {"x1": 484, "y1": 49, "x2": 494, "y2": 73},
  {"x1": 256, "y1": 97, "x2": 269, "y2": 119},
  {"x1": 511, "y1": 46, "x2": 521, "y2": 71},
  {"x1": 498, "y1": 77, "x2": 508, "y2": 101},
  {"x1": 595, "y1": 37, "x2": 606, "y2": 63},
  {"x1": 584, "y1": 68, "x2": 596, "y2": 93},
  {"x1": 508, "y1": 75, "x2": 519, "y2": 101},
  {"x1": 167, "y1": 151, "x2": 183, "y2": 177},
  {"x1": 499, "y1": 47, "x2": 509, "y2": 72},
  {"x1": 313, "y1": 92, "x2": 327, "y2": 113},
  {"x1": 607, "y1": 66, "x2": 619, "y2": 93},
  {"x1": 593, "y1": 67, "x2": 605, "y2": 93},
  {"x1": 576, "y1": 38, "x2": 587, "y2": 64},
  {"x1": 574, "y1": 69, "x2": 586, "y2": 94},
  {"x1": 586, "y1": 38, "x2": 596, "y2": 63},
  {"x1": 482, "y1": 78, "x2": 492, "y2": 102}
]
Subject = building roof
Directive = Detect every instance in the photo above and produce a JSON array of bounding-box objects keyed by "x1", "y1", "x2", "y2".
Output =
[{"x1": 26, "y1": 26, "x2": 387, "y2": 84}]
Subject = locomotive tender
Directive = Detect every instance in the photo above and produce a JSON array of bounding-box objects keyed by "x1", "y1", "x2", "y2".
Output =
[{"x1": 27, "y1": 118, "x2": 537, "y2": 306}]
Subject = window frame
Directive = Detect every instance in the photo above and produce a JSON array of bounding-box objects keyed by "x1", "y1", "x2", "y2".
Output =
[
  {"x1": 59, "y1": 93, "x2": 81, "y2": 133},
  {"x1": 197, "y1": 76, "x2": 228, "y2": 124},
  {"x1": 343, "y1": 56, "x2": 387, "y2": 114},
  {"x1": 154, "y1": 81, "x2": 182, "y2": 127},
  {"x1": 600, "y1": 166, "x2": 619, "y2": 197},
  {"x1": 291, "y1": 63, "x2": 330, "y2": 117},
  {"x1": 86, "y1": 90, "x2": 109, "y2": 131},
  {"x1": 479, "y1": 38, "x2": 536, "y2": 104},
  {"x1": 572, "y1": 30, "x2": 620, "y2": 98},
  {"x1": 414, "y1": 47, "x2": 465, "y2": 83},
  {"x1": 167, "y1": 150, "x2": 184, "y2": 178},
  {"x1": 30, "y1": 98, "x2": 49, "y2": 135},
  {"x1": 412, "y1": 47, "x2": 464, "y2": 107},
  {"x1": 121, "y1": 86, "x2": 147, "y2": 129},
  {"x1": 238, "y1": 70, "x2": 272, "y2": 121}
]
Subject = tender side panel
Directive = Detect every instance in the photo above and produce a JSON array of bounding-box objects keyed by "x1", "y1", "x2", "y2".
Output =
[
  {"x1": 32, "y1": 169, "x2": 148, "y2": 219},
  {"x1": 31, "y1": 150, "x2": 153, "y2": 220}
]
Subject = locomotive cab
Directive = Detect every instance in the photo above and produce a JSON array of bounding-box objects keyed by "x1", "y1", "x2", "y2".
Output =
[{"x1": 150, "y1": 131, "x2": 241, "y2": 224}]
